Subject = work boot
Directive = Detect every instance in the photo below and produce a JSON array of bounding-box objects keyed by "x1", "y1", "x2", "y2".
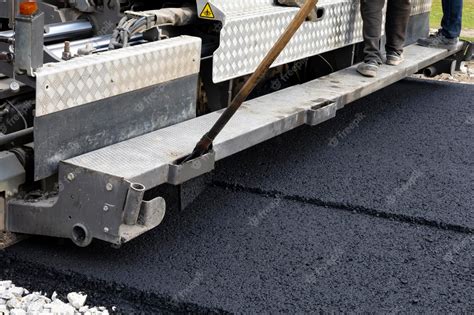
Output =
[
  {"x1": 357, "y1": 60, "x2": 379, "y2": 77},
  {"x1": 386, "y1": 51, "x2": 404, "y2": 66},
  {"x1": 417, "y1": 31, "x2": 458, "y2": 51}
]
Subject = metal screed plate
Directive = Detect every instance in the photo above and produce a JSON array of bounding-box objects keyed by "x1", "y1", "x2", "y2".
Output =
[
  {"x1": 64, "y1": 44, "x2": 459, "y2": 190},
  {"x1": 196, "y1": 0, "x2": 432, "y2": 83}
]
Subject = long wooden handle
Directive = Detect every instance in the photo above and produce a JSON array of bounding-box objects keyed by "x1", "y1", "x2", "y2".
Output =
[{"x1": 184, "y1": 0, "x2": 319, "y2": 162}]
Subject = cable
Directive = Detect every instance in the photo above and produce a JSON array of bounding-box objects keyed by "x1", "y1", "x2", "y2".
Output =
[
  {"x1": 109, "y1": 7, "x2": 196, "y2": 50},
  {"x1": 5, "y1": 100, "x2": 28, "y2": 129},
  {"x1": 318, "y1": 54, "x2": 334, "y2": 72}
]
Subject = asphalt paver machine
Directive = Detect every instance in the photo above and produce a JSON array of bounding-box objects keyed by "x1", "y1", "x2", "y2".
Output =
[{"x1": 0, "y1": 0, "x2": 471, "y2": 247}]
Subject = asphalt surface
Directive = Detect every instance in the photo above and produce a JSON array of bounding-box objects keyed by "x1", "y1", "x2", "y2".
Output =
[
  {"x1": 1, "y1": 79, "x2": 473, "y2": 313},
  {"x1": 215, "y1": 79, "x2": 474, "y2": 232}
]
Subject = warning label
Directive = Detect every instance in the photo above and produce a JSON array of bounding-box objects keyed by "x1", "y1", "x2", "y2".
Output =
[{"x1": 200, "y1": 3, "x2": 215, "y2": 19}]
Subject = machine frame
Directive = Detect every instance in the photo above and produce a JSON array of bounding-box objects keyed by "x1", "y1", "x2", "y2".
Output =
[{"x1": 0, "y1": 0, "x2": 471, "y2": 247}]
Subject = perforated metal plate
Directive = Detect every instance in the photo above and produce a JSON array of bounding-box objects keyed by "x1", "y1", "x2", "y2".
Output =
[
  {"x1": 35, "y1": 36, "x2": 201, "y2": 117},
  {"x1": 196, "y1": 0, "x2": 432, "y2": 83}
]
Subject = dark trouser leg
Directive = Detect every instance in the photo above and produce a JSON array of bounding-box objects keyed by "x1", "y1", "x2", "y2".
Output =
[
  {"x1": 385, "y1": 0, "x2": 411, "y2": 55},
  {"x1": 360, "y1": 0, "x2": 385, "y2": 64},
  {"x1": 441, "y1": 0, "x2": 463, "y2": 38}
]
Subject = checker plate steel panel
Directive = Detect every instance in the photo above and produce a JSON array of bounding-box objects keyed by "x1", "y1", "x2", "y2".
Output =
[
  {"x1": 35, "y1": 36, "x2": 202, "y2": 117},
  {"x1": 196, "y1": 0, "x2": 432, "y2": 83}
]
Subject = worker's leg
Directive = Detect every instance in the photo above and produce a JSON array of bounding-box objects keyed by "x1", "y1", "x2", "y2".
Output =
[
  {"x1": 357, "y1": 0, "x2": 385, "y2": 77},
  {"x1": 360, "y1": 0, "x2": 385, "y2": 64},
  {"x1": 385, "y1": 0, "x2": 411, "y2": 65},
  {"x1": 417, "y1": 0, "x2": 462, "y2": 50},
  {"x1": 440, "y1": 0, "x2": 463, "y2": 38}
]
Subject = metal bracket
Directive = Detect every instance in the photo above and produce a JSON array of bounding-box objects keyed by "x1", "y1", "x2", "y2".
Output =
[
  {"x1": 306, "y1": 99, "x2": 337, "y2": 126},
  {"x1": 119, "y1": 196, "x2": 167, "y2": 243},
  {"x1": 168, "y1": 151, "x2": 216, "y2": 186}
]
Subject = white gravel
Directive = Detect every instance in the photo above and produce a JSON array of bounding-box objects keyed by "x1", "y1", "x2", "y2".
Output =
[{"x1": 0, "y1": 280, "x2": 111, "y2": 315}]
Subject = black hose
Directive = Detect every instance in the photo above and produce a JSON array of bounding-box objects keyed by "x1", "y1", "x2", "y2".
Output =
[{"x1": 0, "y1": 127, "x2": 33, "y2": 147}]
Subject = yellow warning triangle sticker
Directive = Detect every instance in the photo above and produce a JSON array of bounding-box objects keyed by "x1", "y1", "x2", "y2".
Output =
[{"x1": 200, "y1": 3, "x2": 215, "y2": 19}]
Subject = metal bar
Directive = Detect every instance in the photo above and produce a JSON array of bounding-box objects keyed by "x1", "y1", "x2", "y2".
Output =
[
  {"x1": 45, "y1": 34, "x2": 144, "y2": 60},
  {"x1": 0, "y1": 20, "x2": 93, "y2": 44},
  {"x1": 422, "y1": 59, "x2": 456, "y2": 77},
  {"x1": 43, "y1": 20, "x2": 93, "y2": 42},
  {"x1": 0, "y1": 127, "x2": 33, "y2": 147},
  {"x1": 184, "y1": 0, "x2": 319, "y2": 162},
  {"x1": 123, "y1": 183, "x2": 146, "y2": 225}
]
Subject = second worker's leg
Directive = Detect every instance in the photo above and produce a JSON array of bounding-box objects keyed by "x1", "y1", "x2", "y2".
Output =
[
  {"x1": 358, "y1": 0, "x2": 385, "y2": 77},
  {"x1": 441, "y1": 0, "x2": 463, "y2": 38},
  {"x1": 417, "y1": 0, "x2": 461, "y2": 50},
  {"x1": 360, "y1": 0, "x2": 385, "y2": 64},
  {"x1": 385, "y1": 0, "x2": 411, "y2": 66}
]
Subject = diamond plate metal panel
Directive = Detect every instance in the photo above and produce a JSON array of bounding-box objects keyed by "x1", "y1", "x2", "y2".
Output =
[
  {"x1": 200, "y1": 0, "x2": 432, "y2": 83},
  {"x1": 35, "y1": 36, "x2": 202, "y2": 117}
]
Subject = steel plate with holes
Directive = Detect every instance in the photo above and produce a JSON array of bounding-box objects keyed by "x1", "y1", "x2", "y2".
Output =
[{"x1": 196, "y1": 0, "x2": 432, "y2": 83}]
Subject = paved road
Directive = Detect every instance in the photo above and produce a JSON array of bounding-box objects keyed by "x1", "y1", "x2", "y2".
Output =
[{"x1": 1, "y1": 79, "x2": 473, "y2": 313}]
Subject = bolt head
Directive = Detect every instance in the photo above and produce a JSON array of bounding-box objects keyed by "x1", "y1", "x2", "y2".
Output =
[
  {"x1": 104, "y1": 227, "x2": 109, "y2": 233},
  {"x1": 106, "y1": 183, "x2": 113, "y2": 191},
  {"x1": 103, "y1": 205, "x2": 109, "y2": 212},
  {"x1": 67, "y1": 173, "x2": 75, "y2": 181},
  {"x1": 9, "y1": 81, "x2": 20, "y2": 92}
]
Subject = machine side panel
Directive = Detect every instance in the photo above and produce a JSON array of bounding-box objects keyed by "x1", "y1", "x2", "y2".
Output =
[
  {"x1": 200, "y1": 0, "x2": 432, "y2": 83},
  {"x1": 35, "y1": 36, "x2": 201, "y2": 117},
  {"x1": 33, "y1": 36, "x2": 202, "y2": 180},
  {"x1": 34, "y1": 74, "x2": 199, "y2": 180}
]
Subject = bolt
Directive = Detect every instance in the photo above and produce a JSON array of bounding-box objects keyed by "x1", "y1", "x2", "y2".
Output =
[
  {"x1": 103, "y1": 205, "x2": 109, "y2": 212},
  {"x1": 9, "y1": 81, "x2": 20, "y2": 93},
  {"x1": 67, "y1": 173, "x2": 75, "y2": 181},
  {"x1": 106, "y1": 183, "x2": 113, "y2": 191},
  {"x1": 62, "y1": 41, "x2": 72, "y2": 61},
  {"x1": 104, "y1": 227, "x2": 109, "y2": 233}
]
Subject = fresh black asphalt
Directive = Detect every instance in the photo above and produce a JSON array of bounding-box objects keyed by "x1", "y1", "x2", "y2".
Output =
[
  {"x1": 215, "y1": 79, "x2": 474, "y2": 232},
  {"x1": 1, "y1": 79, "x2": 473, "y2": 313}
]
